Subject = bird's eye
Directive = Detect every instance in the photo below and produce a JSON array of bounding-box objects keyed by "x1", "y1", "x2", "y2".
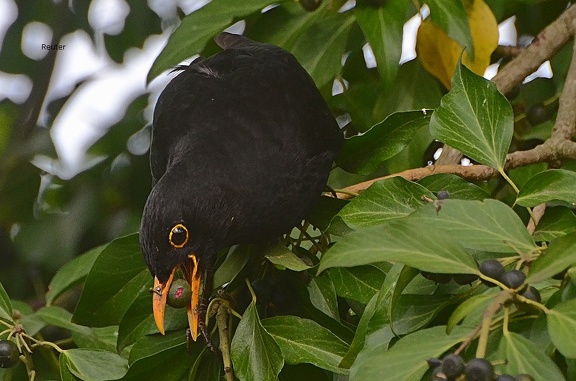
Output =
[{"x1": 169, "y1": 224, "x2": 189, "y2": 248}]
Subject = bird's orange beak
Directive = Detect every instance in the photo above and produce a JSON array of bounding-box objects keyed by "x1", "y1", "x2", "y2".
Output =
[{"x1": 152, "y1": 254, "x2": 201, "y2": 340}]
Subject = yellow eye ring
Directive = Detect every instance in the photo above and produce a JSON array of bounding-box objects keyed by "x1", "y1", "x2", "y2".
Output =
[{"x1": 169, "y1": 223, "x2": 189, "y2": 248}]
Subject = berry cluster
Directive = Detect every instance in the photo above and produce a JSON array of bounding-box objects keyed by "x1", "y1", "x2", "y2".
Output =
[
  {"x1": 428, "y1": 354, "x2": 535, "y2": 381},
  {"x1": 479, "y1": 260, "x2": 541, "y2": 306}
]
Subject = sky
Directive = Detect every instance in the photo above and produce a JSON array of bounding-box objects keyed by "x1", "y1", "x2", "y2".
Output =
[{"x1": 0, "y1": 0, "x2": 549, "y2": 179}]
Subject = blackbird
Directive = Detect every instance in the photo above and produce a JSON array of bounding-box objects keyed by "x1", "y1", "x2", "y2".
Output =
[{"x1": 139, "y1": 32, "x2": 343, "y2": 343}]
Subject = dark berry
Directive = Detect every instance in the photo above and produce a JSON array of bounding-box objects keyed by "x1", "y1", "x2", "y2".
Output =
[
  {"x1": 166, "y1": 278, "x2": 192, "y2": 308},
  {"x1": 427, "y1": 358, "x2": 442, "y2": 368},
  {"x1": 479, "y1": 260, "x2": 505, "y2": 287},
  {"x1": 500, "y1": 270, "x2": 526, "y2": 289},
  {"x1": 495, "y1": 375, "x2": 516, "y2": 381},
  {"x1": 437, "y1": 190, "x2": 450, "y2": 200},
  {"x1": 465, "y1": 358, "x2": 494, "y2": 381},
  {"x1": 453, "y1": 273, "x2": 479, "y2": 285},
  {"x1": 441, "y1": 354, "x2": 465, "y2": 378},
  {"x1": 516, "y1": 375, "x2": 536, "y2": 381},
  {"x1": 431, "y1": 366, "x2": 448, "y2": 380},
  {"x1": 421, "y1": 271, "x2": 452, "y2": 284},
  {"x1": 299, "y1": 0, "x2": 322, "y2": 11},
  {"x1": 0, "y1": 340, "x2": 20, "y2": 368},
  {"x1": 526, "y1": 103, "x2": 552, "y2": 125},
  {"x1": 521, "y1": 286, "x2": 541, "y2": 303}
]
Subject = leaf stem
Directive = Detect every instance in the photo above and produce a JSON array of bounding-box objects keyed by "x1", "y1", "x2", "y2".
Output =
[
  {"x1": 476, "y1": 290, "x2": 512, "y2": 358},
  {"x1": 499, "y1": 169, "x2": 520, "y2": 194},
  {"x1": 515, "y1": 294, "x2": 551, "y2": 314},
  {"x1": 216, "y1": 304, "x2": 235, "y2": 381}
]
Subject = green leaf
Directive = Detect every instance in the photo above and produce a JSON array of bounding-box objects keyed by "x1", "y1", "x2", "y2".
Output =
[
  {"x1": 447, "y1": 294, "x2": 493, "y2": 333},
  {"x1": 336, "y1": 110, "x2": 432, "y2": 175},
  {"x1": 355, "y1": 0, "x2": 407, "y2": 88},
  {"x1": 426, "y1": 0, "x2": 474, "y2": 57},
  {"x1": 231, "y1": 302, "x2": 284, "y2": 381},
  {"x1": 547, "y1": 298, "x2": 576, "y2": 358},
  {"x1": 350, "y1": 326, "x2": 474, "y2": 381},
  {"x1": 0, "y1": 281, "x2": 13, "y2": 324},
  {"x1": 123, "y1": 331, "x2": 193, "y2": 381},
  {"x1": 214, "y1": 245, "x2": 251, "y2": 289},
  {"x1": 329, "y1": 266, "x2": 386, "y2": 304},
  {"x1": 35, "y1": 306, "x2": 92, "y2": 336},
  {"x1": 62, "y1": 349, "x2": 128, "y2": 381},
  {"x1": 247, "y1": 2, "x2": 326, "y2": 50},
  {"x1": 336, "y1": 177, "x2": 435, "y2": 229},
  {"x1": 417, "y1": 173, "x2": 489, "y2": 200},
  {"x1": 290, "y1": 13, "x2": 355, "y2": 87},
  {"x1": 393, "y1": 294, "x2": 452, "y2": 335},
  {"x1": 148, "y1": 0, "x2": 287, "y2": 81},
  {"x1": 116, "y1": 290, "x2": 188, "y2": 352},
  {"x1": 339, "y1": 265, "x2": 418, "y2": 368},
  {"x1": 516, "y1": 169, "x2": 576, "y2": 207},
  {"x1": 491, "y1": 332, "x2": 565, "y2": 380},
  {"x1": 189, "y1": 346, "x2": 223, "y2": 381},
  {"x1": 60, "y1": 355, "x2": 80, "y2": 381},
  {"x1": 533, "y1": 207, "x2": 576, "y2": 242},
  {"x1": 262, "y1": 316, "x2": 349, "y2": 374},
  {"x1": 46, "y1": 245, "x2": 103, "y2": 306},
  {"x1": 265, "y1": 243, "x2": 312, "y2": 271},
  {"x1": 319, "y1": 219, "x2": 478, "y2": 274},
  {"x1": 429, "y1": 61, "x2": 513, "y2": 171},
  {"x1": 410, "y1": 199, "x2": 537, "y2": 253},
  {"x1": 73, "y1": 234, "x2": 149, "y2": 326},
  {"x1": 527, "y1": 232, "x2": 576, "y2": 283},
  {"x1": 307, "y1": 273, "x2": 339, "y2": 320}
]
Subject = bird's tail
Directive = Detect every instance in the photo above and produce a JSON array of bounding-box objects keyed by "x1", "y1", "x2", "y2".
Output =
[{"x1": 214, "y1": 32, "x2": 253, "y2": 49}]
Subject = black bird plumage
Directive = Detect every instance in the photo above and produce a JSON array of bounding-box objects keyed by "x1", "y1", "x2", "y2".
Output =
[{"x1": 139, "y1": 32, "x2": 343, "y2": 342}]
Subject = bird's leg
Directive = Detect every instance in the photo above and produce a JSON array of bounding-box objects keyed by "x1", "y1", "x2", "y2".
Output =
[{"x1": 199, "y1": 267, "x2": 218, "y2": 353}]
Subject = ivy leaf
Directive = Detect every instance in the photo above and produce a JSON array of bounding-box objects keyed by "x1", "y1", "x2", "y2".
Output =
[
  {"x1": 533, "y1": 207, "x2": 576, "y2": 242},
  {"x1": 491, "y1": 332, "x2": 565, "y2": 380},
  {"x1": 355, "y1": 0, "x2": 407, "y2": 88},
  {"x1": 262, "y1": 316, "x2": 349, "y2": 374},
  {"x1": 336, "y1": 177, "x2": 434, "y2": 229},
  {"x1": 62, "y1": 348, "x2": 128, "y2": 381},
  {"x1": 307, "y1": 273, "x2": 339, "y2": 320},
  {"x1": 46, "y1": 244, "x2": 103, "y2": 306},
  {"x1": 265, "y1": 243, "x2": 312, "y2": 271},
  {"x1": 123, "y1": 331, "x2": 194, "y2": 381},
  {"x1": 329, "y1": 265, "x2": 386, "y2": 304},
  {"x1": 447, "y1": 294, "x2": 493, "y2": 333},
  {"x1": 516, "y1": 169, "x2": 576, "y2": 207},
  {"x1": 429, "y1": 60, "x2": 513, "y2": 172},
  {"x1": 0, "y1": 282, "x2": 13, "y2": 325},
  {"x1": 527, "y1": 232, "x2": 576, "y2": 283},
  {"x1": 290, "y1": 13, "x2": 354, "y2": 87},
  {"x1": 318, "y1": 219, "x2": 477, "y2": 275},
  {"x1": 73, "y1": 234, "x2": 149, "y2": 326},
  {"x1": 426, "y1": 0, "x2": 473, "y2": 57},
  {"x1": 148, "y1": 0, "x2": 288, "y2": 82},
  {"x1": 418, "y1": 173, "x2": 489, "y2": 200},
  {"x1": 336, "y1": 110, "x2": 432, "y2": 175},
  {"x1": 350, "y1": 326, "x2": 474, "y2": 381},
  {"x1": 231, "y1": 301, "x2": 284, "y2": 381},
  {"x1": 410, "y1": 199, "x2": 537, "y2": 253},
  {"x1": 547, "y1": 298, "x2": 576, "y2": 358}
]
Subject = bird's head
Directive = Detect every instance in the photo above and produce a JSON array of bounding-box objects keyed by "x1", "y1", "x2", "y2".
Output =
[{"x1": 139, "y1": 174, "x2": 212, "y2": 341}]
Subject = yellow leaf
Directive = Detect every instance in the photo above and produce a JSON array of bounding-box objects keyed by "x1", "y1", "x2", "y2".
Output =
[{"x1": 416, "y1": 0, "x2": 498, "y2": 89}]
